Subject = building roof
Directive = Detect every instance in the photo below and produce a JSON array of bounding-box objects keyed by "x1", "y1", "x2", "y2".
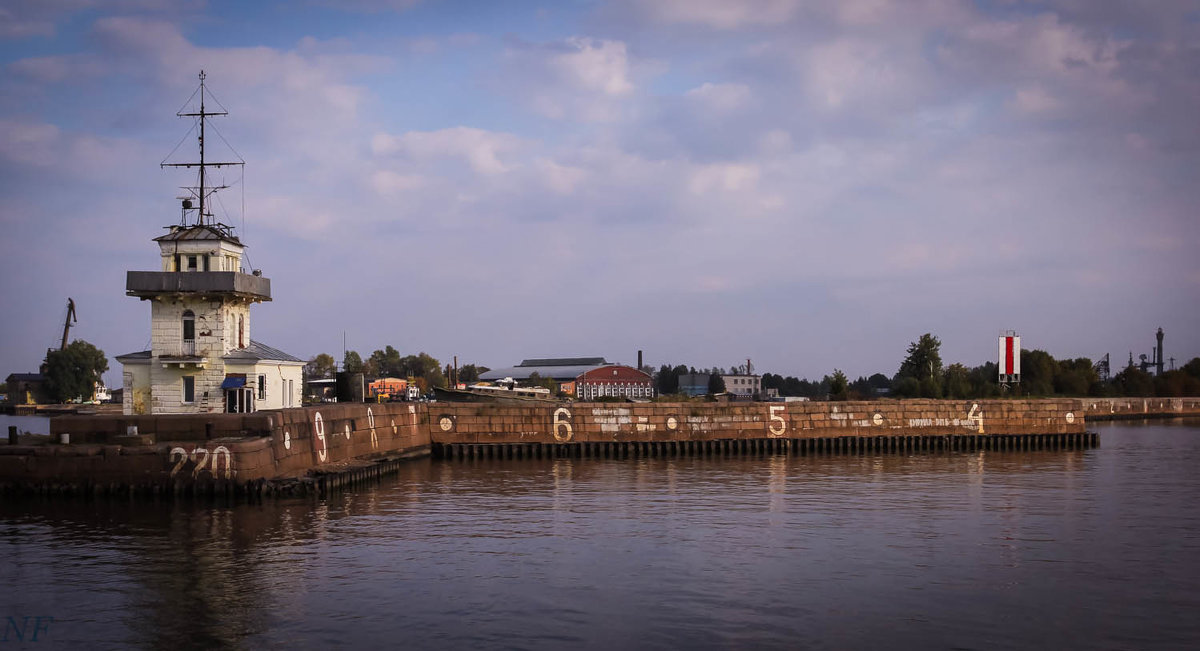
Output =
[
  {"x1": 578, "y1": 365, "x2": 653, "y2": 383},
  {"x1": 115, "y1": 350, "x2": 152, "y2": 363},
  {"x1": 224, "y1": 339, "x2": 303, "y2": 363},
  {"x1": 5, "y1": 373, "x2": 44, "y2": 383},
  {"x1": 518, "y1": 357, "x2": 607, "y2": 367},
  {"x1": 154, "y1": 224, "x2": 243, "y2": 246},
  {"x1": 480, "y1": 362, "x2": 607, "y2": 382}
]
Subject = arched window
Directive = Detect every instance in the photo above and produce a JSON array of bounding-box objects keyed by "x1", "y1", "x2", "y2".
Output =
[{"x1": 182, "y1": 310, "x2": 195, "y2": 342}]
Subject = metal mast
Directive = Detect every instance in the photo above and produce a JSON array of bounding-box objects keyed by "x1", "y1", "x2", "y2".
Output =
[{"x1": 162, "y1": 71, "x2": 241, "y2": 226}]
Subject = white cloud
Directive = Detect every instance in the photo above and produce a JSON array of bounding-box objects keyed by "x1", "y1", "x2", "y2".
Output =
[
  {"x1": 500, "y1": 37, "x2": 645, "y2": 122},
  {"x1": 630, "y1": 0, "x2": 802, "y2": 29},
  {"x1": 372, "y1": 127, "x2": 524, "y2": 175},
  {"x1": 685, "y1": 82, "x2": 752, "y2": 114}
]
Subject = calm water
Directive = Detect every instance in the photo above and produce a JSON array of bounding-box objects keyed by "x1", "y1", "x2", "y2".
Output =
[{"x1": 2, "y1": 419, "x2": 1199, "y2": 650}]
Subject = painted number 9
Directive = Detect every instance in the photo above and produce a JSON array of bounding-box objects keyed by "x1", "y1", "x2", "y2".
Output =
[{"x1": 553, "y1": 407, "x2": 573, "y2": 442}]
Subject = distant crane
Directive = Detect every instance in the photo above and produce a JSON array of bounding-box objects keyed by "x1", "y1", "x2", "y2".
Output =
[{"x1": 61, "y1": 298, "x2": 77, "y2": 350}]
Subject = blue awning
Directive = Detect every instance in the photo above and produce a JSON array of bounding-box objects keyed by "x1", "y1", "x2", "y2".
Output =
[{"x1": 220, "y1": 376, "x2": 247, "y2": 389}]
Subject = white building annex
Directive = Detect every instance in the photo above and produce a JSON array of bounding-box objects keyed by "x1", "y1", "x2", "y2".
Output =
[{"x1": 116, "y1": 72, "x2": 303, "y2": 415}]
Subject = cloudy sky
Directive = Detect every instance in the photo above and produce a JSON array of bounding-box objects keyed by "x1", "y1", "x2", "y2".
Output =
[{"x1": 1, "y1": 0, "x2": 1197, "y2": 386}]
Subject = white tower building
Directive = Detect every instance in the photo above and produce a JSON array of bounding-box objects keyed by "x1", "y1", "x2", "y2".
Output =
[{"x1": 116, "y1": 72, "x2": 303, "y2": 414}]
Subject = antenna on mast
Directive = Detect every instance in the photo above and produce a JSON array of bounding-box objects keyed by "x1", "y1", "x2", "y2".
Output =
[{"x1": 161, "y1": 70, "x2": 243, "y2": 228}]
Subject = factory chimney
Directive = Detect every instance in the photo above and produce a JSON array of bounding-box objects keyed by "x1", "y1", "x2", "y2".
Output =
[{"x1": 1156, "y1": 328, "x2": 1164, "y2": 376}]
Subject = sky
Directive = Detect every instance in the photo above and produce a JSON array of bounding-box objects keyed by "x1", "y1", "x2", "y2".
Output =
[{"x1": 1, "y1": 0, "x2": 1198, "y2": 387}]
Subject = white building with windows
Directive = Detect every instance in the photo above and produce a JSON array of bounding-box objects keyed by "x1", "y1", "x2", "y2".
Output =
[
  {"x1": 117, "y1": 72, "x2": 303, "y2": 414},
  {"x1": 117, "y1": 224, "x2": 304, "y2": 414},
  {"x1": 721, "y1": 373, "x2": 762, "y2": 398}
]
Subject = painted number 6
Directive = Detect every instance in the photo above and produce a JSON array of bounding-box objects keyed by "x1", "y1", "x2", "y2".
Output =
[{"x1": 553, "y1": 408, "x2": 573, "y2": 442}]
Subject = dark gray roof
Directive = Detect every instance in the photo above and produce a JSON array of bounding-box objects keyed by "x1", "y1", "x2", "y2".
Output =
[
  {"x1": 480, "y1": 363, "x2": 607, "y2": 382},
  {"x1": 154, "y1": 224, "x2": 242, "y2": 245},
  {"x1": 5, "y1": 372, "x2": 43, "y2": 382},
  {"x1": 518, "y1": 357, "x2": 607, "y2": 367},
  {"x1": 115, "y1": 350, "x2": 152, "y2": 362},
  {"x1": 223, "y1": 339, "x2": 303, "y2": 363}
]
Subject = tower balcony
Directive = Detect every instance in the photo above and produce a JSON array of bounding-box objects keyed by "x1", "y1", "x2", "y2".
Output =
[{"x1": 127, "y1": 271, "x2": 271, "y2": 301}]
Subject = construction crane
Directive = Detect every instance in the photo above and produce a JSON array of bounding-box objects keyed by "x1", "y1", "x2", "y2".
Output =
[{"x1": 61, "y1": 298, "x2": 77, "y2": 350}]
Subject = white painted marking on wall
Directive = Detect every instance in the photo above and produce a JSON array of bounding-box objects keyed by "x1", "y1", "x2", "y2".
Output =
[
  {"x1": 313, "y1": 412, "x2": 328, "y2": 463},
  {"x1": 284, "y1": 430, "x2": 291, "y2": 450},
  {"x1": 968, "y1": 403, "x2": 984, "y2": 433},
  {"x1": 667, "y1": 417, "x2": 678, "y2": 430},
  {"x1": 1065, "y1": 412, "x2": 1075, "y2": 424},
  {"x1": 872, "y1": 413, "x2": 883, "y2": 426},
  {"x1": 392, "y1": 418, "x2": 398, "y2": 435},
  {"x1": 768, "y1": 405, "x2": 787, "y2": 437},
  {"x1": 169, "y1": 447, "x2": 188, "y2": 477},
  {"x1": 344, "y1": 423, "x2": 351, "y2": 440},
  {"x1": 440, "y1": 417, "x2": 454, "y2": 431},
  {"x1": 211, "y1": 446, "x2": 233, "y2": 479},
  {"x1": 553, "y1": 407, "x2": 574, "y2": 442},
  {"x1": 190, "y1": 447, "x2": 210, "y2": 478}
]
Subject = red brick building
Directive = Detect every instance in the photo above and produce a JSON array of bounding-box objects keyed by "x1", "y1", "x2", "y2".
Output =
[{"x1": 576, "y1": 365, "x2": 654, "y2": 401}]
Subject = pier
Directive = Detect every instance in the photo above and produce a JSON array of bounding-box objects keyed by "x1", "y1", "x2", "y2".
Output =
[{"x1": 0, "y1": 398, "x2": 1111, "y2": 497}]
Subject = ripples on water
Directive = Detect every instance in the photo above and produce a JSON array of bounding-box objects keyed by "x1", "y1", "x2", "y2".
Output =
[{"x1": 3, "y1": 420, "x2": 1199, "y2": 650}]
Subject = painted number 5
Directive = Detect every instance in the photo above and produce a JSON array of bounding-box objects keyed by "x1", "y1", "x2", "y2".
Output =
[
  {"x1": 768, "y1": 405, "x2": 787, "y2": 437},
  {"x1": 553, "y1": 408, "x2": 573, "y2": 442}
]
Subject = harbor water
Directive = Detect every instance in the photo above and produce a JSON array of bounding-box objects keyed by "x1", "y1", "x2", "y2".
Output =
[{"x1": 2, "y1": 419, "x2": 1198, "y2": 649}]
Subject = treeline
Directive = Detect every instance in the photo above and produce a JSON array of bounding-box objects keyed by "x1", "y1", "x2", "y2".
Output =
[
  {"x1": 304, "y1": 348, "x2": 489, "y2": 393},
  {"x1": 886, "y1": 333, "x2": 1200, "y2": 399},
  {"x1": 653, "y1": 333, "x2": 1200, "y2": 401}
]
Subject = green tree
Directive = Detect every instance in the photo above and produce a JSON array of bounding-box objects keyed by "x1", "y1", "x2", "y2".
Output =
[
  {"x1": 655, "y1": 364, "x2": 678, "y2": 395},
  {"x1": 707, "y1": 373, "x2": 726, "y2": 394},
  {"x1": 396, "y1": 352, "x2": 445, "y2": 389},
  {"x1": 944, "y1": 363, "x2": 971, "y2": 399},
  {"x1": 1054, "y1": 357, "x2": 1097, "y2": 396},
  {"x1": 1113, "y1": 364, "x2": 1154, "y2": 396},
  {"x1": 1182, "y1": 357, "x2": 1200, "y2": 380},
  {"x1": 369, "y1": 345, "x2": 403, "y2": 378},
  {"x1": 892, "y1": 376, "x2": 920, "y2": 398},
  {"x1": 306, "y1": 353, "x2": 336, "y2": 379},
  {"x1": 343, "y1": 350, "x2": 365, "y2": 374},
  {"x1": 896, "y1": 333, "x2": 943, "y2": 398},
  {"x1": 458, "y1": 364, "x2": 487, "y2": 384},
  {"x1": 968, "y1": 362, "x2": 1000, "y2": 398},
  {"x1": 41, "y1": 339, "x2": 109, "y2": 403},
  {"x1": 1018, "y1": 349, "x2": 1056, "y2": 395},
  {"x1": 1155, "y1": 370, "x2": 1200, "y2": 397},
  {"x1": 828, "y1": 369, "x2": 848, "y2": 400},
  {"x1": 525, "y1": 372, "x2": 559, "y2": 394}
]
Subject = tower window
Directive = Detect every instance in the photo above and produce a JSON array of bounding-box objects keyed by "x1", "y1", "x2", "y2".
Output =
[
  {"x1": 188, "y1": 255, "x2": 198, "y2": 270},
  {"x1": 183, "y1": 376, "x2": 195, "y2": 403},
  {"x1": 182, "y1": 310, "x2": 195, "y2": 342}
]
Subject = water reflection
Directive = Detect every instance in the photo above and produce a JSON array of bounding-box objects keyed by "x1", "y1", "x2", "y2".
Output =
[{"x1": 2, "y1": 422, "x2": 1198, "y2": 649}]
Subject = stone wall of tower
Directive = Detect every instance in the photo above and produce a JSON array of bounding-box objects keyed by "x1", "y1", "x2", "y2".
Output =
[
  {"x1": 149, "y1": 298, "x2": 251, "y2": 358},
  {"x1": 144, "y1": 296, "x2": 254, "y2": 414}
]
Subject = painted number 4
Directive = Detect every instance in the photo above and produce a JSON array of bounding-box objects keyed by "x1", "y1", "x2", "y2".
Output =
[{"x1": 967, "y1": 403, "x2": 984, "y2": 433}]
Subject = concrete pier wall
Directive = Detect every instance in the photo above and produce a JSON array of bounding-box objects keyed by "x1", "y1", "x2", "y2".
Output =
[
  {"x1": 426, "y1": 399, "x2": 1085, "y2": 445},
  {"x1": 1081, "y1": 397, "x2": 1200, "y2": 420},
  {"x1": 1, "y1": 399, "x2": 1093, "y2": 496}
]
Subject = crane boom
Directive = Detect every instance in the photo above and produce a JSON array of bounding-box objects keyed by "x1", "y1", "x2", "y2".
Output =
[{"x1": 61, "y1": 298, "x2": 76, "y2": 350}]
